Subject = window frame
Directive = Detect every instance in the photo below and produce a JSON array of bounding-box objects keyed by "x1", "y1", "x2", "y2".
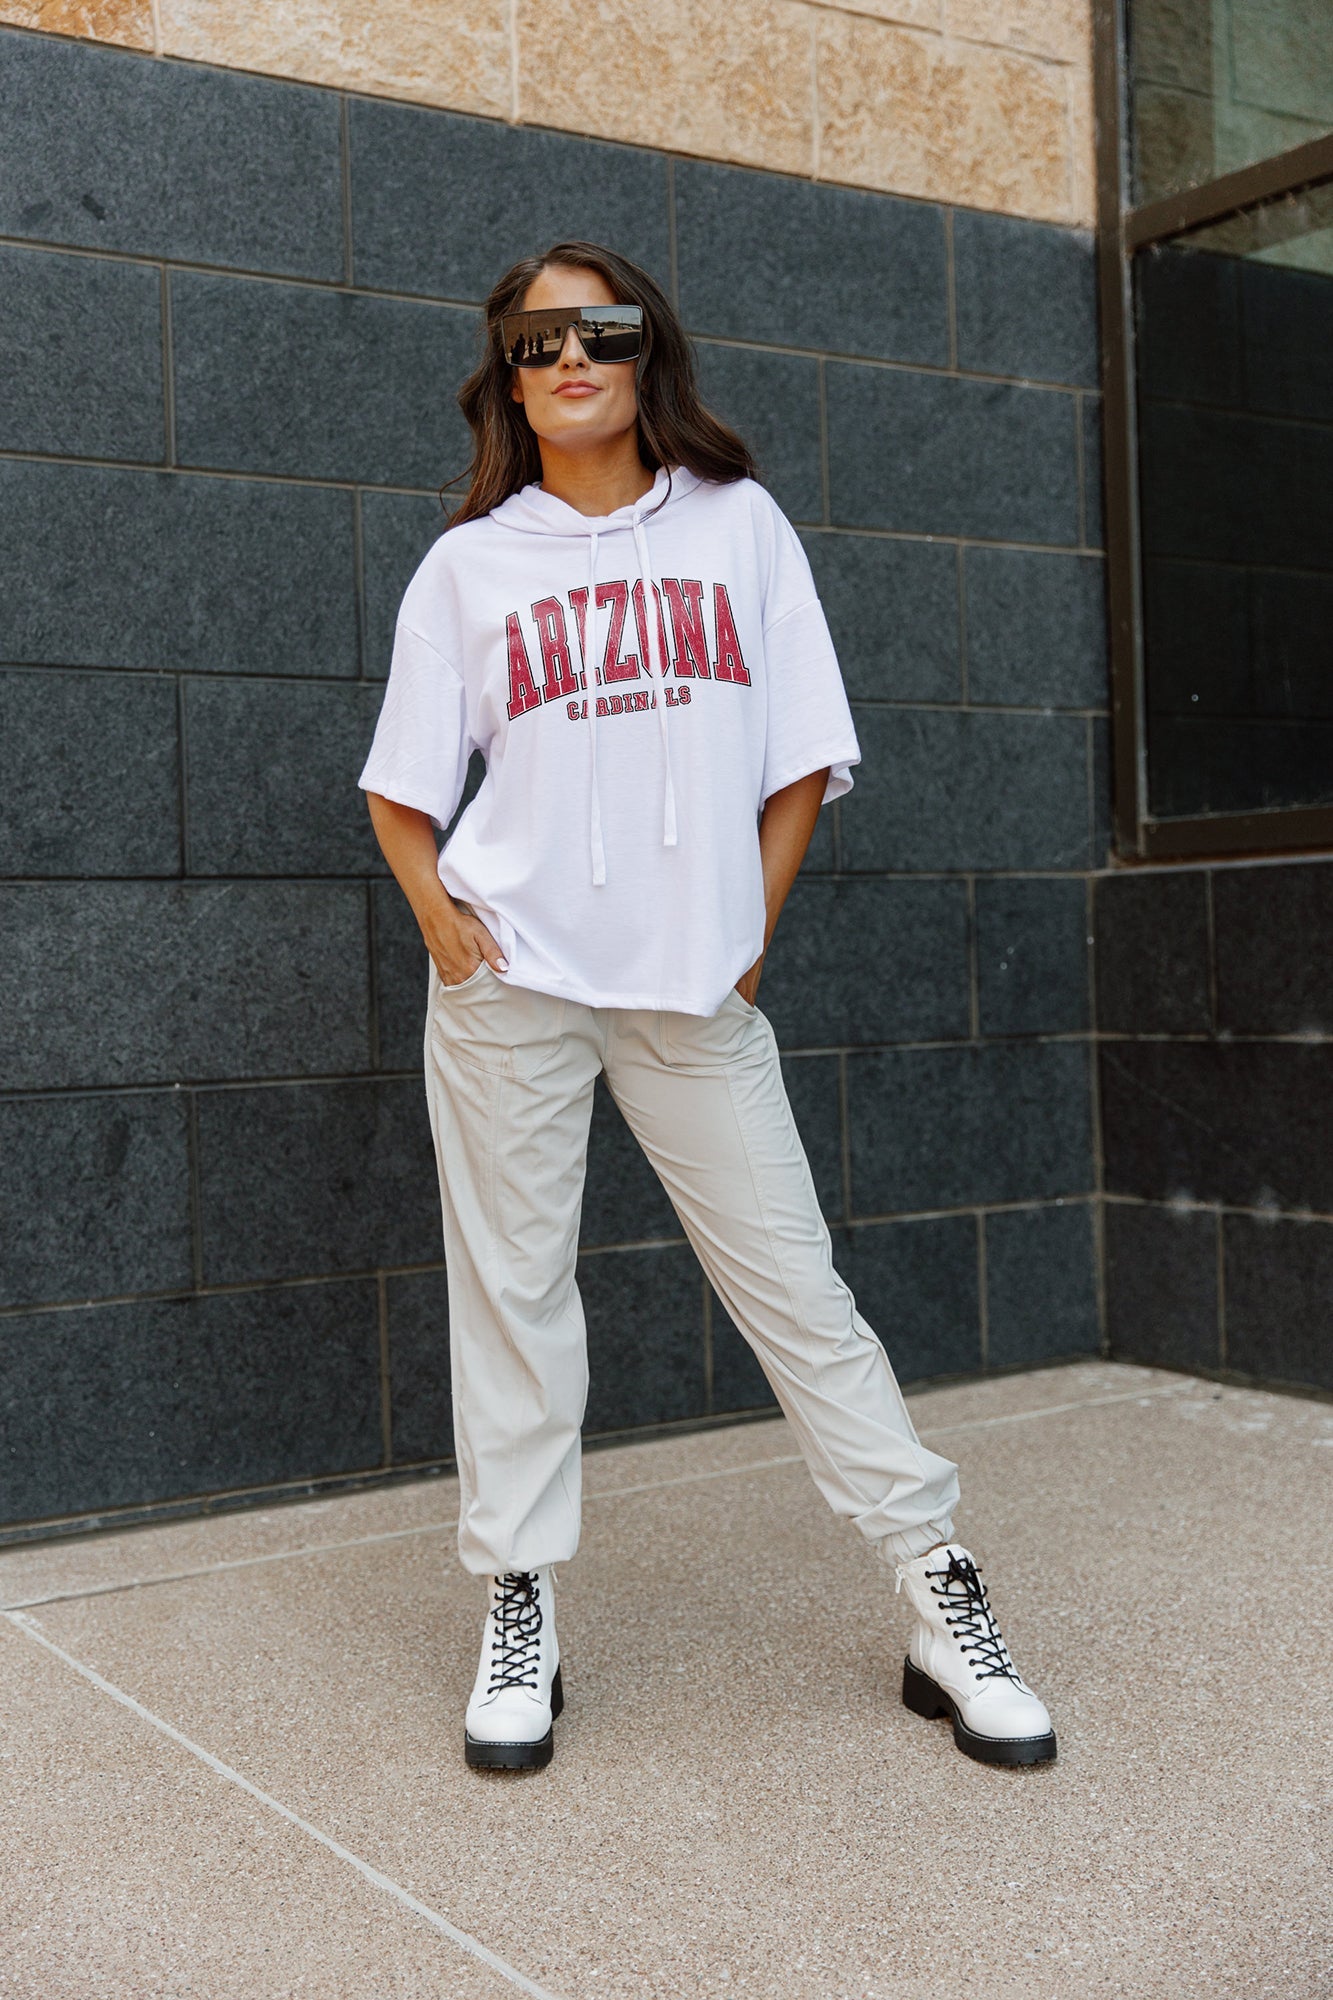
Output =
[{"x1": 1092, "y1": 0, "x2": 1333, "y2": 861}]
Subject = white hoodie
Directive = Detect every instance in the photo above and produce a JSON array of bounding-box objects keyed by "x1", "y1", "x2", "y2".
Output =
[{"x1": 358, "y1": 465, "x2": 860, "y2": 1014}]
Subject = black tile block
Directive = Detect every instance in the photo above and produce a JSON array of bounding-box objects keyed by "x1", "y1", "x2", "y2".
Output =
[
  {"x1": 780, "y1": 1053, "x2": 844, "y2": 1220},
  {"x1": 975, "y1": 877, "x2": 1090, "y2": 1037},
  {"x1": 0, "y1": 460, "x2": 358, "y2": 675},
  {"x1": 826, "y1": 363, "x2": 1080, "y2": 544},
  {"x1": 1135, "y1": 242, "x2": 1241, "y2": 408},
  {"x1": 708, "y1": 1285, "x2": 779, "y2": 1414},
  {"x1": 360, "y1": 490, "x2": 447, "y2": 681},
  {"x1": 0, "y1": 668, "x2": 179, "y2": 876},
  {"x1": 693, "y1": 342, "x2": 823, "y2": 523},
  {"x1": 582, "y1": 1075, "x2": 682, "y2": 1249},
  {"x1": 800, "y1": 531, "x2": 960, "y2": 702},
  {"x1": 761, "y1": 877, "x2": 970, "y2": 1048},
  {"x1": 1224, "y1": 1213, "x2": 1333, "y2": 1391},
  {"x1": 385, "y1": 1267, "x2": 454, "y2": 1464},
  {"x1": 172, "y1": 273, "x2": 478, "y2": 488},
  {"x1": 0, "y1": 244, "x2": 163, "y2": 461},
  {"x1": 1213, "y1": 862, "x2": 1333, "y2": 1036},
  {"x1": 579, "y1": 1245, "x2": 707, "y2": 1432},
  {"x1": 0, "y1": 881, "x2": 370, "y2": 1090},
  {"x1": 841, "y1": 1214, "x2": 981, "y2": 1385},
  {"x1": 985, "y1": 1202, "x2": 1099, "y2": 1367},
  {"x1": 1093, "y1": 869, "x2": 1211, "y2": 1035},
  {"x1": 0, "y1": 28, "x2": 343, "y2": 277},
  {"x1": 373, "y1": 878, "x2": 431, "y2": 1073},
  {"x1": 840, "y1": 707, "x2": 1090, "y2": 872},
  {"x1": 1081, "y1": 394, "x2": 1105, "y2": 548},
  {"x1": 1139, "y1": 401, "x2": 1333, "y2": 574},
  {"x1": 1239, "y1": 260, "x2": 1333, "y2": 425},
  {"x1": 0, "y1": 1092, "x2": 192, "y2": 1309},
  {"x1": 963, "y1": 547, "x2": 1108, "y2": 708},
  {"x1": 197, "y1": 1079, "x2": 439, "y2": 1285},
  {"x1": 0, "y1": 1282, "x2": 381, "y2": 1525},
  {"x1": 1103, "y1": 1200, "x2": 1219, "y2": 1372},
  {"x1": 847, "y1": 1042, "x2": 1093, "y2": 1215},
  {"x1": 676, "y1": 163, "x2": 948, "y2": 364},
  {"x1": 185, "y1": 678, "x2": 388, "y2": 876},
  {"x1": 349, "y1": 100, "x2": 670, "y2": 300},
  {"x1": 953, "y1": 211, "x2": 1098, "y2": 387},
  {"x1": 1100, "y1": 1042, "x2": 1333, "y2": 1209}
]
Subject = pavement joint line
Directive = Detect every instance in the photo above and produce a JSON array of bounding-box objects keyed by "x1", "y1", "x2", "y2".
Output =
[
  {"x1": 3, "y1": 1609, "x2": 568, "y2": 2000},
  {"x1": 0, "y1": 1379, "x2": 1193, "y2": 1612}
]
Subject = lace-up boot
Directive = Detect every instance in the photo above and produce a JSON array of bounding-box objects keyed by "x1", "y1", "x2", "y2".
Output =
[
  {"x1": 895, "y1": 1543, "x2": 1056, "y2": 1767},
  {"x1": 464, "y1": 1566, "x2": 563, "y2": 1771}
]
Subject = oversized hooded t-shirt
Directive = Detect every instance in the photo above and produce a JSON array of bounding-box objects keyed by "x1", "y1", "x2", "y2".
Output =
[{"x1": 357, "y1": 465, "x2": 861, "y2": 1015}]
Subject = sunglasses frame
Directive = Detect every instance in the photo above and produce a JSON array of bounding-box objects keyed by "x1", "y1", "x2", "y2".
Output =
[{"x1": 500, "y1": 303, "x2": 645, "y2": 369}]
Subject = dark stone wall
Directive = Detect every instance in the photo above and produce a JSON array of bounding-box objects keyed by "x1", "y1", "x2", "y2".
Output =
[
  {"x1": 1097, "y1": 861, "x2": 1333, "y2": 1393},
  {"x1": 0, "y1": 26, "x2": 1108, "y2": 1537}
]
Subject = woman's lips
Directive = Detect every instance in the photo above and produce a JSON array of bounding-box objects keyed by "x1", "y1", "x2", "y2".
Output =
[{"x1": 553, "y1": 381, "x2": 600, "y2": 398}]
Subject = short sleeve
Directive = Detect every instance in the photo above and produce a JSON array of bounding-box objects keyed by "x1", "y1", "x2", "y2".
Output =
[
  {"x1": 759, "y1": 510, "x2": 861, "y2": 808},
  {"x1": 357, "y1": 622, "x2": 474, "y2": 832}
]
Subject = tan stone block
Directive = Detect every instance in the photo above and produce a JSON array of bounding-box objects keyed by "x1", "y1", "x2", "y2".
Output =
[
  {"x1": 944, "y1": 0, "x2": 1090, "y2": 66},
  {"x1": 1067, "y1": 50, "x2": 1096, "y2": 231},
  {"x1": 514, "y1": 0, "x2": 814, "y2": 177},
  {"x1": 803, "y1": 0, "x2": 942, "y2": 30},
  {"x1": 158, "y1": 0, "x2": 511, "y2": 119},
  {"x1": 0, "y1": 0, "x2": 153, "y2": 48},
  {"x1": 818, "y1": 13, "x2": 1075, "y2": 223}
]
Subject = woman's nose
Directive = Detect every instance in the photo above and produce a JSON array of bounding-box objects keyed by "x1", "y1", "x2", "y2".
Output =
[{"x1": 558, "y1": 322, "x2": 589, "y2": 367}]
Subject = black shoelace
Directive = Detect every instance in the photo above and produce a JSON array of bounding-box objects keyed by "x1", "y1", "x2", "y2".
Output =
[
  {"x1": 928, "y1": 1551, "x2": 1022, "y2": 1686},
  {"x1": 486, "y1": 1570, "x2": 544, "y2": 1693}
]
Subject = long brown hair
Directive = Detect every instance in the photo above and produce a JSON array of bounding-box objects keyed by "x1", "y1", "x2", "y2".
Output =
[{"x1": 443, "y1": 241, "x2": 755, "y2": 527}]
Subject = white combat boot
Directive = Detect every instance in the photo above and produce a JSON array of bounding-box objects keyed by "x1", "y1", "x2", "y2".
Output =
[
  {"x1": 895, "y1": 1543, "x2": 1056, "y2": 1767},
  {"x1": 464, "y1": 1566, "x2": 563, "y2": 1771}
]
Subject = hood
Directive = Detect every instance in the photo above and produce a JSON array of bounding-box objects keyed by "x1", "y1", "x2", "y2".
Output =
[
  {"x1": 490, "y1": 463, "x2": 703, "y2": 539},
  {"x1": 490, "y1": 465, "x2": 704, "y2": 886}
]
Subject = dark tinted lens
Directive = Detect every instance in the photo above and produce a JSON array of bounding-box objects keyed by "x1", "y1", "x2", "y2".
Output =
[
  {"x1": 501, "y1": 305, "x2": 643, "y2": 366},
  {"x1": 502, "y1": 314, "x2": 567, "y2": 366},
  {"x1": 576, "y1": 308, "x2": 642, "y2": 362}
]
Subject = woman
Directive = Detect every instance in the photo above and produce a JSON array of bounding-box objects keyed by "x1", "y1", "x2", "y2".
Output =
[{"x1": 359, "y1": 241, "x2": 1055, "y2": 1775}]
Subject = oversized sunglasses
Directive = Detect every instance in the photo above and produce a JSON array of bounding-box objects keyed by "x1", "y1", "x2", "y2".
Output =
[{"x1": 500, "y1": 303, "x2": 644, "y2": 368}]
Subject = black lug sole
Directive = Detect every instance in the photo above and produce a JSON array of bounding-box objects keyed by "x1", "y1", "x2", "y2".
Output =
[
  {"x1": 465, "y1": 1663, "x2": 564, "y2": 1772},
  {"x1": 902, "y1": 1655, "x2": 1056, "y2": 1768}
]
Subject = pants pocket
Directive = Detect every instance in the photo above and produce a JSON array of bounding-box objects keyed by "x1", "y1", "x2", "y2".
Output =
[{"x1": 428, "y1": 964, "x2": 567, "y2": 1081}]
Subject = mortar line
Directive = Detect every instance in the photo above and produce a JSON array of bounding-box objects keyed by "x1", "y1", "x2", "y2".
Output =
[
  {"x1": 0, "y1": 1381, "x2": 1192, "y2": 1612},
  {"x1": 3, "y1": 1612, "x2": 565, "y2": 2000}
]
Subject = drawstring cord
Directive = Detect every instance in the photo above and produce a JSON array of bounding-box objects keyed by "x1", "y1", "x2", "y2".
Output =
[{"x1": 585, "y1": 528, "x2": 607, "y2": 887}]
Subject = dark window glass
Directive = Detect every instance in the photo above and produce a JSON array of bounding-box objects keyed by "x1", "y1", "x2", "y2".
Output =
[
  {"x1": 1134, "y1": 179, "x2": 1333, "y2": 818},
  {"x1": 1130, "y1": 0, "x2": 1332, "y2": 206}
]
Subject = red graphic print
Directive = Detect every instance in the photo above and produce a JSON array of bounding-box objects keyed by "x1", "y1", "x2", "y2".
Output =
[
  {"x1": 505, "y1": 611, "x2": 542, "y2": 719},
  {"x1": 712, "y1": 583, "x2": 750, "y2": 684},
  {"x1": 662, "y1": 578, "x2": 711, "y2": 678}
]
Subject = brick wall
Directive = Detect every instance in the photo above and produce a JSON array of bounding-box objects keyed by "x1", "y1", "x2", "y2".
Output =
[{"x1": 0, "y1": 24, "x2": 1107, "y2": 1535}]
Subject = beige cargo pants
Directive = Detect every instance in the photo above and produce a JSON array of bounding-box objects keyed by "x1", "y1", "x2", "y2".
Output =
[{"x1": 423, "y1": 959, "x2": 960, "y2": 1578}]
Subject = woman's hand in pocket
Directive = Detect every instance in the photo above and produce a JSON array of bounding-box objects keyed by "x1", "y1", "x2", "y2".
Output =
[{"x1": 425, "y1": 897, "x2": 508, "y2": 987}]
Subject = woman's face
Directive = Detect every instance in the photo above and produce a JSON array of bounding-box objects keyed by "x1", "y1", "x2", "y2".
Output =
[{"x1": 508, "y1": 264, "x2": 640, "y2": 456}]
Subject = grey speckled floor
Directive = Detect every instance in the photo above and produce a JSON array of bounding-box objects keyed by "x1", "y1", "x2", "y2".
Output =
[{"x1": 3, "y1": 1361, "x2": 1331, "y2": 2000}]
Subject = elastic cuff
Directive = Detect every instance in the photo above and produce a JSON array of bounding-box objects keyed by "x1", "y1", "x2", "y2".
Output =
[{"x1": 879, "y1": 1517, "x2": 956, "y2": 1566}]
